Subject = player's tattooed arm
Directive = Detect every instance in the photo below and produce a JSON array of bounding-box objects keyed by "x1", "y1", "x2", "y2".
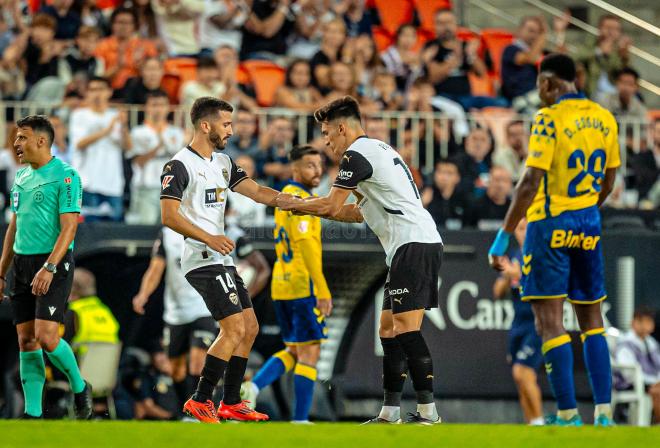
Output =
[{"x1": 277, "y1": 187, "x2": 352, "y2": 219}]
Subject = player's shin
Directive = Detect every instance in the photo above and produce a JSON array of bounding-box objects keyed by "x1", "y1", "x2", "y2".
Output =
[
  {"x1": 223, "y1": 356, "x2": 248, "y2": 405},
  {"x1": 45, "y1": 339, "x2": 86, "y2": 394},
  {"x1": 252, "y1": 349, "x2": 296, "y2": 391},
  {"x1": 19, "y1": 350, "x2": 46, "y2": 417},
  {"x1": 379, "y1": 337, "x2": 407, "y2": 422},
  {"x1": 581, "y1": 328, "x2": 612, "y2": 419},
  {"x1": 542, "y1": 334, "x2": 578, "y2": 419},
  {"x1": 293, "y1": 363, "x2": 317, "y2": 422},
  {"x1": 395, "y1": 331, "x2": 439, "y2": 422}
]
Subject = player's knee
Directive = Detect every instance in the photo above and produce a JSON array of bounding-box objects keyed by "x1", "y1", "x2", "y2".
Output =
[
  {"x1": 18, "y1": 334, "x2": 40, "y2": 352},
  {"x1": 34, "y1": 328, "x2": 59, "y2": 351},
  {"x1": 512, "y1": 364, "x2": 531, "y2": 385},
  {"x1": 244, "y1": 319, "x2": 259, "y2": 342},
  {"x1": 223, "y1": 323, "x2": 246, "y2": 346}
]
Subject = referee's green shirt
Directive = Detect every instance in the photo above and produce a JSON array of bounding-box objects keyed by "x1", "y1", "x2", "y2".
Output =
[{"x1": 10, "y1": 157, "x2": 83, "y2": 255}]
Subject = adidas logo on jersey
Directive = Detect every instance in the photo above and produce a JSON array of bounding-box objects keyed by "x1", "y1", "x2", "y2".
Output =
[{"x1": 390, "y1": 288, "x2": 409, "y2": 295}]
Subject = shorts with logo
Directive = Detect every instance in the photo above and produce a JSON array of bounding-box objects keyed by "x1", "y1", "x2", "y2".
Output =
[
  {"x1": 10, "y1": 251, "x2": 75, "y2": 325},
  {"x1": 272, "y1": 296, "x2": 327, "y2": 345},
  {"x1": 521, "y1": 206, "x2": 606, "y2": 304},
  {"x1": 382, "y1": 242, "x2": 443, "y2": 314},
  {"x1": 185, "y1": 264, "x2": 251, "y2": 321},
  {"x1": 508, "y1": 321, "x2": 543, "y2": 369},
  {"x1": 164, "y1": 316, "x2": 219, "y2": 358}
]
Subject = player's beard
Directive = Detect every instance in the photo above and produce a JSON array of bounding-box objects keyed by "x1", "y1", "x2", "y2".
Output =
[{"x1": 209, "y1": 130, "x2": 225, "y2": 150}]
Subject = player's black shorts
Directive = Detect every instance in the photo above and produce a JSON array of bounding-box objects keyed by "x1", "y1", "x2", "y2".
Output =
[
  {"x1": 164, "y1": 316, "x2": 219, "y2": 358},
  {"x1": 383, "y1": 242, "x2": 443, "y2": 314},
  {"x1": 10, "y1": 251, "x2": 75, "y2": 325},
  {"x1": 185, "y1": 264, "x2": 251, "y2": 321}
]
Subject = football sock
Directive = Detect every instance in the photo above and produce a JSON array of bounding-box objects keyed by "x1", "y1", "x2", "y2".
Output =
[
  {"x1": 417, "y1": 402, "x2": 439, "y2": 422},
  {"x1": 380, "y1": 338, "x2": 407, "y2": 407},
  {"x1": 293, "y1": 363, "x2": 317, "y2": 422},
  {"x1": 223, "y1": 356, "x2": 248, "y2": 405},
  {"x1": 529, "y1": 417, "x2": 545, "y2": 426},
  {"x1": 253, "y1": 350, "x2": 295, "y2": 391},
  {"x1": 581, "y1": 328, "x2": 612, "y2": 412},
  {"x1": 19, "y1": 350, "x2": 45, "y2": 417},
  {"x1": 45, "y1": 339, "x2": 85, "y2": 394},
  {"x1": 193, "y1": 354, "x2": 227, "y2": 403},
  {"x1": 174, "y1": 376, "x2": 194, "y2": 410},
  {"x1": 542, "y1": 334, "x2": 577, "y2": 411},
  {"x1": 396, "y1": 331, "x2": 434, "y2": 404},
  {"x1": 378, "y1": 406, "x2": 401, "y2": 422}
]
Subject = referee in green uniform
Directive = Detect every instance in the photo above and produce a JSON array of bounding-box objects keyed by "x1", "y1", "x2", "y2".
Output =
[{"x1": 0, "y1": 115, "x2": 92, "y2": 419}]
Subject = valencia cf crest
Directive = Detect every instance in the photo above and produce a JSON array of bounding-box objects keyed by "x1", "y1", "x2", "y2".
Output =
[{"x1": 222, "y1": 168, "x2": 229, "y2": 183}]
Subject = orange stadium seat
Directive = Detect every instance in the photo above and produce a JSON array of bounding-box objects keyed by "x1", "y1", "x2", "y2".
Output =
[
  {"x1": 372, "y1": 26, "x2": 394, "y2": 52},
  {"x1": 480, "y1": 29, "x2": 514, "y2": 78},
  {"x1": 236, "y1": 65, "x2": 250, "y2": 85},
  {"x1": 373, "y1": 0, "x2": 415, "y2": 35},
  {"x1": 468, "y1": 73, "x2": 495, "y2": 97},
  {"x1": 456, "y1": 27, "x2": 479, "y2": 42},
  {"x1": 163, "y1": 58, "x2": 198, "y2": 85},
  {"x1": 241, "y1": 61, "x2": 286, "y2": 107},
  {"x1": 413, "y1": 0, "x2": 452, "y2": 35},
  {"x1": 648, "y1": 110, "x2": 660, "y2": 123},
  {"x1": 160, "y1": 74, "x2": 183, "y2": 104}
]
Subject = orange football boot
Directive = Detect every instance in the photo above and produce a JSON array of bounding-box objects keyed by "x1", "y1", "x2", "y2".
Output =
[
  {"x1": 183, "y1": 398, "x2": 220, "y2": 423},
  {"x1": 218, "y1": 401, "x2": 269, "y2": 421}
]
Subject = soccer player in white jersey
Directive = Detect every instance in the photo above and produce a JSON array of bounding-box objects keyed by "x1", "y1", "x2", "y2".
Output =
[
  {"x1": 159, "y1": 97, "x2": 292, "y2": 423},
  {"x1": 277, "y1": 96, "x2": 444, "y2": 424}
]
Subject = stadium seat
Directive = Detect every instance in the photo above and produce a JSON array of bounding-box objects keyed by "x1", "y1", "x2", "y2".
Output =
[
  {"x1": 236, "y1": 64, "x2": 250, "y2": 85},
  {"x1": 456, "y1": 27, "x2": 479, "y2": 42},
  {"x1": 78, "y1": 342, "x2": 122, "y2": 419},
  {"x1": 373, "y1": 0, "x2": 415, "y2": 35},
  {"x1": 241, "y1": 60, "x2": 286, "y2": 107},
  {"x1": 163, "y1": 58, "x2": 198, "y2": 85},
  {"x1": 372, "y1": 26, "x2": 394, "y2": 52},
  {"x1": 647, "y1": 109, "x2": 660, "y2": 123},
  {"x1": 160, "y1": 73, "x2": 183, "y2": 104},
  {"x1": 480, "y1": 28, "x2": 515, "y2": 78},
  {"x1": 413, "y1": 0, "x2": 452, "y2": 36},
  {"x1": 468, "y1": 72, "x2": 495, "y2": 97}
]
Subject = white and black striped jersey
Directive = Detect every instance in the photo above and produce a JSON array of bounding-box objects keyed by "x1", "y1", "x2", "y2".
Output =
[
  {"x1": 160, "y1": 146, "x2": 249, "y2": 274},
  {"x1": 333, "y1": 136, "x2": 442, "y2": 266}
]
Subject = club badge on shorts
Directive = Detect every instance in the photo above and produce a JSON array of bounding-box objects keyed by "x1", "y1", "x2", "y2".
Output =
[{"x1": 229, "y1": 292, "x2": 239, "y2": 305}]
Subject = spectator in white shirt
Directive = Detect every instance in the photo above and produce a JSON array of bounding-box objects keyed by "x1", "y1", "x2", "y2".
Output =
[
  {"x1": 151, "y1": 0, "x2": 205, "y2": 56},
  {"x1": 228, "y1": 153, "x2": 267, "y2": 227},
  {"x1": 69, "y1": 76, "x2": 131, "y2": 221},
  {"x1": 179, "y1": 56, "x2": 226, "y2": 109},
  {"x1": 615, "y1": 308, "x2": 660, "y2": 424},
  {"x1": 199, "y1": 0, "x2": 249, "y2": 53},
  {"x1": 493, "y1": 120, "x2": 528, "y2": 182},
  {"x1": 125, "y1": 90, "x2": 184, "y2": 224}
]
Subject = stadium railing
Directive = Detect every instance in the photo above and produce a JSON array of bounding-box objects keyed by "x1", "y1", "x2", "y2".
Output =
[{"x1": 0, "y1": 101, "x2": 653, "y2": 190}]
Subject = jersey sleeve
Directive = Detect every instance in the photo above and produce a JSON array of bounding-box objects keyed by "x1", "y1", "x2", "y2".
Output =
[
  {"x1": 58, "y1": 168, "x2": 83, "y2": 214},
  {"x1": 151, "y1": 229, "x2": 165, "y2": 259},
  {"x1": 160, "y1": 160, "x2": 189, "y2": 201},
  {"x1": 234, "y1": 235, "x2": 255, "y2": 259},
  {"x1": 525, "y1": 110, "x2": 557, "y2": 171},
  {"x1": 287, "y1": 213, "x2": 316, "y2": 242},
  {"x1": 605, "y1": 114, "x2": 621, "y2": 169},
  {"x1": 228, "y1": 156, "x2": 249, "y2": 191},
  {"x1": 333, "y1": 150, "x2": 373, "y2": 190}
]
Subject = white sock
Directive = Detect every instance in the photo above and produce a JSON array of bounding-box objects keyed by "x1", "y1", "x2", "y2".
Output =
[
  {"x1": 529, "y1": 417, "x2": 545, "y2": 426},
  {"x1": 595, "y1": 403, "x2": 612, "y2": 419},
  {"x1": 417, "y1": 403, "x2": 439, "y2": 421},
  {"x1": 250, "y1": 382, "x2": 260, "y2": 396},
  {"x1": 557, "y1": 408, "x2": 578, "y2": 420},
  {"x1": 378, "y1": 406, "x2": 401, "y2": 422}
]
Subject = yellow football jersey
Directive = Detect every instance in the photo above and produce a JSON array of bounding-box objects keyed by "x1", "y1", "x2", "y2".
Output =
[
  {"x1": 525, "y1": 93, "x2": 621, "y2": 222},
  {"x1": 271, "y1": 182, "x2": 327, "y2": 300}
]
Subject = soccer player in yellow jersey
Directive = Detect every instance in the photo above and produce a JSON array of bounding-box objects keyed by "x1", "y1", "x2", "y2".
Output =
[
  {"x1": 489, "y1": 54, "x2": 620, "y2": 426},
  {"x1": 243, "y1": 145, "x2": 332, "y2": 423}
]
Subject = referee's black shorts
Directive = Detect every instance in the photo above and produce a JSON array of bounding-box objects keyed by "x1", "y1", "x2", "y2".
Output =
[
  {"x1": 383, "y1": 242, "x2": 443, "y2": 314},
  {"x1": 10, "y1": 251, "x2": 75, "y2": 325}
]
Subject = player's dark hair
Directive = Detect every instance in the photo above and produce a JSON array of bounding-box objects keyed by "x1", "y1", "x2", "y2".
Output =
[
  {"x1": 88, "y1": 75, "x2": 111, "y2": 88},
  {"x1": 145, "y1": 89, "x2": 170, "y2": 102},
  {"x1": 190, "y1": 97, "x2": 233, "y2": 127},
  {"x1": 314, "y1": 96, "x2": 361, "y2": 123},
  {"x1": 197, "y1": 56, "x2": 218, "y2": 70},
  {"x1": 16, "y1": 115, "x2": 55, "y2": 146},
  {"x1": 539, "y1": 53, "x2": 577, "y2": 82},
  {"x1": 615, "y1": 67, "x2": 640, "y2": 81},
  {"x1": 633, "y1": 307, "x2": 656, "y2": 320},
  {"x1": 289, "y1": 145, "x2": 321, "y2": 162},
  {"x1": 110, "y1": 7, "x2": 137, "y2": 28}
]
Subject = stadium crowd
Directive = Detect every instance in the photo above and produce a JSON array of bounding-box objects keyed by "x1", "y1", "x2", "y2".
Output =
[{"x1": 0, "y1": 0, "x2": 658, "y2": 228}]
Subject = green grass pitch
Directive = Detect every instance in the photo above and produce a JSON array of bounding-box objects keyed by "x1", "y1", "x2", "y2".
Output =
[{"x1": 2, "y1": 421, "x2": 659, "y2": 448}]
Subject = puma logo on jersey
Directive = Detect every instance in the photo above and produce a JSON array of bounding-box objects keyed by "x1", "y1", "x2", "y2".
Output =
[
  {"x1": 162, "y1": 175, "x2": 174, "y2": 190},
  {"x1": 393, "y1": 298, "x2": 403, "y2": 305},
  {"x1": 48, "y1": 306, "x2": 57, "y2": 316},
  {"x1": 342, "y1": 155, "x2": 352, "y2": 163},
  {"x1": 198, "y1": 172, "x2": 207, "y2": 180},
  {"x1": 390, "y1": 288, "x2": 409, "y2": 295}
]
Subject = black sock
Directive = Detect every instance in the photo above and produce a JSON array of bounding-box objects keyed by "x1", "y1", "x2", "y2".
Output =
[
  {"x1": 174, "y1": 377, "x2": 193, "y2": 410},
  {"x1": 223, "y1": 356, "x2": 248, "y2": 405},
  {"x1": 192, "y1": 355, "x2": 227, "y2": 403},
  {"x1": 396, "y1": 331, "x2": 434, "y2": 404},
  {"x1": 381, "y1": 337, "x2": 408, "y2": 406}
]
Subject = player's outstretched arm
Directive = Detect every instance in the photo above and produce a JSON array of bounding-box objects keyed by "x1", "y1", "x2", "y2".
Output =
[
  {"x1": 161, "y1": 198, "x2": 235, "y2": 255},
  {"x1": 277, "y1": 187, "x2": 352, "y2": 219},
  {"x1": 331, "y1": 203, "x2": 364, "y2": 223},
  {"x1": 489, "y1": 167, "x2": 544, "y2": 271},
  {"x1": 597, "y1": 168, "x2": 617, "y2": 207},
  {"x1": 232, "y1": 177, "x2": 287, "y2": 207},
  {"x1": 0, "y1": 214, "x2": 17, "y2": 298}
]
